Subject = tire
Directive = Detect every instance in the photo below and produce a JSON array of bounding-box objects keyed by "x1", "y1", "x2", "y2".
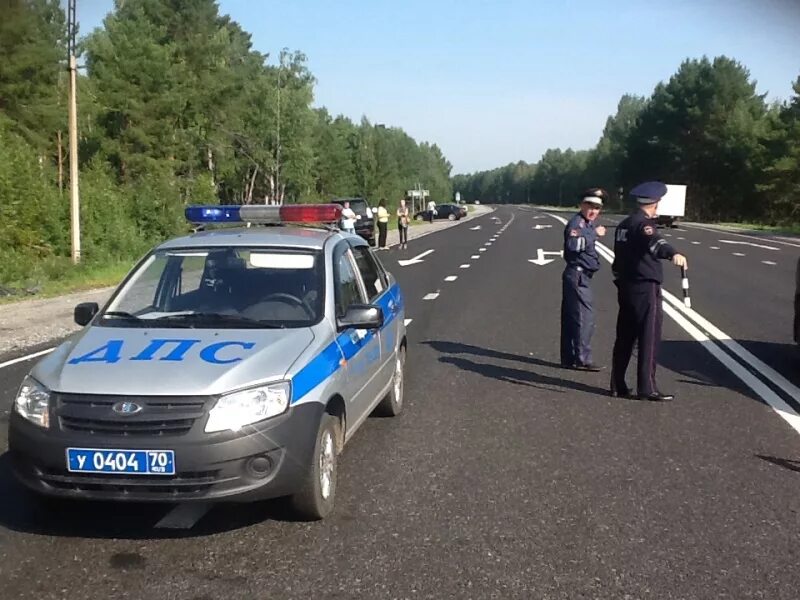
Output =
[
  {"x1": 415, "y1": 214, "x2": 423, "y2": 221},
  {"x1": 375, "y1": 346, "x2": 405, "y2": 417},
  {"x1": 448, "y1": 214, "x2": 456, "y2": 221},
  {"x1": 290, "y1": 413, "x2": 339, "y2": 520}
]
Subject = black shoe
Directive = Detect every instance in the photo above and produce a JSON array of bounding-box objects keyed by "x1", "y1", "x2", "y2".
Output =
[
  {"x1": 610, "y1": 385, "x2": 632, "y2": 398},
  {"x1": 639, "y1": 392, "x2": 674, "y2": 402},
  {"x1": 573, "y1": 363, "x2": 604, "y2": 372}
]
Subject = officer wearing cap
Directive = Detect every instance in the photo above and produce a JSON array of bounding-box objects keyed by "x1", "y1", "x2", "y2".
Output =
[
  {"x1": 610, "y1": 181, "x2": 688, "y2": 401},
  {"x1": 560, "y1": 188, "x2": 608, "y2": 371}
]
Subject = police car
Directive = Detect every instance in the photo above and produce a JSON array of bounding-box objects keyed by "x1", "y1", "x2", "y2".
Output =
[{"x1": 8, "y1": 204, "x2": 407, "y2": 520}]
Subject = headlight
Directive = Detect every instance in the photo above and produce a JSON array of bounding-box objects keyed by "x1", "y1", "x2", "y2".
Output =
[
  {"x1": 205, "y1": 381, "x2": 290, "y2": 433},
  {"x1": 15, "y1": 376, "x2": 51, "y2": 428}
]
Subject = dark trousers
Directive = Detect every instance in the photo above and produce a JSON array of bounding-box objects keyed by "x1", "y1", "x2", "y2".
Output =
[
  {"x1": 611, "y1": 281, "x2": 663, "y2": 396},
  {"x1": 398, "y1": 223, "x2": 408, "y2": 245},
  {"x1": 378, "y1": 222, "x2": 388, "y2": 248},
  {"x1": 560, "y1": 266, "x2": 594, "y2": 366}
]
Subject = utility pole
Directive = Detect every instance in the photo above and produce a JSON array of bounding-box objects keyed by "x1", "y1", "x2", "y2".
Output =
[{"x1": 67, "y1": 0, "x2": 81, "y2": 263}]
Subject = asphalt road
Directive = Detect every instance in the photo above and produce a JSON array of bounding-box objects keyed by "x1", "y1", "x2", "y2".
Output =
[{"x1": 0, "y1": 206, "x2": 799, "y2": 599}]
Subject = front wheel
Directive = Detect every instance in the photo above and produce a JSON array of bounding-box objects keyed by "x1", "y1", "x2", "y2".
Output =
[
  {"x1": 375, "y1": 347, "x2": 405, "y2": 417},
  {"x1": 290, "y1": 414, "x2": 339, "y2": 520}
]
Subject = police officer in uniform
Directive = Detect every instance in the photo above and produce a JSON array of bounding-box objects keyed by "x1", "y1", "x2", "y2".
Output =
[
  {"x1": 610, "y1": 181, "x2": 688, "y2": 401},
  {"x1": 560, "y1": 188, "x2": 608, "y2": 371}
]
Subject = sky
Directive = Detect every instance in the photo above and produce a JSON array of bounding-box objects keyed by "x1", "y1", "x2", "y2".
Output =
[{"x1": 73, "y1": 0, "x2": 800, "y2": 174}]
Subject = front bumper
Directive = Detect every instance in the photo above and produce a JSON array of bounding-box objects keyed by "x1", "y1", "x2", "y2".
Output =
[{"x1": 8, "y1": 402, "x2": 324, "y2": 503}]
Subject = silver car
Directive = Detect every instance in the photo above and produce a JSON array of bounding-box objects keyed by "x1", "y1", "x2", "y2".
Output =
[{"x1": 9, "y1": 206, "x2": 407, "y2": 520}]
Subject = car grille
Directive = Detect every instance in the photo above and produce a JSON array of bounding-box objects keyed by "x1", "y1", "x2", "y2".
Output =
[
  {"x1": 55, "y1": 393, "x2": 209, "y2": 437},
  {"x1": 36, "y1": 466, "x2": 231, "y2": 497}
]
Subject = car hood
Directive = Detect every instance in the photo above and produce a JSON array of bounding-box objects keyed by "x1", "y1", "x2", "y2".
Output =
[{"x1": 31, "y1": 325, "x2": 316, "y2": 396}]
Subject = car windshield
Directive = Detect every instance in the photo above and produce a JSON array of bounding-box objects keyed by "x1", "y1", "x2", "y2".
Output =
[
  {"x1": 335, "y1": 199, "x2": 368, "y2": 216},
  {"x1": 100, "y1": 247, "x2": 324, "y2": 329}
]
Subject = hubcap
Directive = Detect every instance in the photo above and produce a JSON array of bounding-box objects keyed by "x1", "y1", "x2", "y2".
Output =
[{"x1": 319, "y1": 430, "x2": 334, "y2": 500}]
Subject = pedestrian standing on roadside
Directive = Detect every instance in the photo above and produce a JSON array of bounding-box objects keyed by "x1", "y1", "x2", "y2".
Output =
[
  {"x1": 376, "y1": 199, "x2": 390, "y2": 250},
  {"x1": 560, "y1": 188, "x2": 608, "y2": 371},
  {"x1": 340, "y1": 201, "x2": 356, "y2": 235},
  {"x1": 610, "y1": 181, "x2": 688, "y2": 402},
  {"x1": 426, "y1": 199, "x2": 436, "y2": 223},
  {"x1": 397, "y1": 198, "x2": 410, "y2": 249}
]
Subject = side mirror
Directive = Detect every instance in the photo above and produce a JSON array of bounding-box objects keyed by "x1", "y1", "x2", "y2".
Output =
[
  {"x1": 74, "y1": 302, "x2": 99, "y2": 326},
  {"x1": 337, "y1": 304, "x2": 383, "y2": 331}
]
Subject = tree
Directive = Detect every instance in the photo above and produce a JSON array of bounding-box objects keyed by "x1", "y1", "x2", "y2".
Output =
[{"x1": 0, "y1": 0, "x2": 67, "y2": 152}]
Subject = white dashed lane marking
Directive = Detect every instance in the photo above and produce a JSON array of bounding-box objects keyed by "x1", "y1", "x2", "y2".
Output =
[
  {"x1": 460, "y1": 264, "x2": 471, "y2": 269},
  {"x1": 471, "y1": 255, "x2": 480, "y2": 259},
  {"x1": 423, "y1": 292, "x2": 440, "y2": 301},
  {"x1": 762, "y1": 261, "x2": 777, "y2": 266},
  {"x1": 733, "y1": 252, "x2": 746, "y2": 256},
  {"x1": 444, "y1": 276, "x2": 458, "y2": 282}
]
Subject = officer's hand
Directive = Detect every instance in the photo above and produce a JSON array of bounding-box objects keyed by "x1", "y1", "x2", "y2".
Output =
[
  {"x1": 596, "y1": 225, "x2": 607, "y2": 236},
  {"x1": 672, "y1": 254, "x2": 687, "y2": 269}
]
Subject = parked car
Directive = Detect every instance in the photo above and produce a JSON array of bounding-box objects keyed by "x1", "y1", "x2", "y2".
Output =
[
  {"x1": 414, "y1": 203, "x2": 463, "y2": 222},
  {"x1": 331, "y1": 197, "x2": 375, "y2": 246}
]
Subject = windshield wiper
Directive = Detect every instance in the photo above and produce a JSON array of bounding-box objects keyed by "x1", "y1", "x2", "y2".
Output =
[
  {"x1": 102, "y1": 311, "x2": 142, "y2": 321},
  {"x1": 154, "y1": 312, "x2": 283, "y2": 328}
]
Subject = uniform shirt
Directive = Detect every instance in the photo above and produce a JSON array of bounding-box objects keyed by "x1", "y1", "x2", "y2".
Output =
[
  {"x1": 612, "y1": 210, "x2": 677, "y2": 284},
  {"x1": 563, "y1": 212, "x2": 601, "y2": 273}
]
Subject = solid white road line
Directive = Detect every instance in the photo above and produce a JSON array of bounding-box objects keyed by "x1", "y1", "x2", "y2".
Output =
[
  {"x1": 0, "y1": 347, "x2": 55, "y2": 370},
  {"x1": 683, "y1": 223, "x2": 800, "y2": 249},
  {"x1": 444, "y1": 276, "x2": 458, "y2": 282},
  {"x1": 423, "y1": 292, "x2": 440, "y2": 300},
  {"x1": 719, "y1": 239, "x2": 780, "y2": 251},
  {"x1": 661, "y1": 303, "x2": 800, "y2": 435}
]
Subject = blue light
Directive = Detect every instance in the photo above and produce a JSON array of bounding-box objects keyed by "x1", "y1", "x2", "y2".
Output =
[{"x1": 185, "y1": 206, "x2": 242, "y2": 223}]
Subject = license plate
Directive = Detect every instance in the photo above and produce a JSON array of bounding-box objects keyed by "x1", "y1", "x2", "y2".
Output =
[{"x1": 66, "y1": 448, "x2": 175, "y2": 475}]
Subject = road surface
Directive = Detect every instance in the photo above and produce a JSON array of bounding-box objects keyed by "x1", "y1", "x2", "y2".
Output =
[{"x1": 0, "y1": 206, "x2": 798, "y2": 599}]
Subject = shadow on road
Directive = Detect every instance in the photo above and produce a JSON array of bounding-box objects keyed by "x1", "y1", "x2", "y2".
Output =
[
  {"x1": 0, "y1": 452, "x2": 305, "y2": 539},
  {"x1": 659, "y1": 339, "x2": 800, "y2": 409},
  {"x1": 756, "y1": 454, "x2": 800, "y2": 474},
  {"x1": 424, "y1": 340, "x2": 612, "y2": 397}
]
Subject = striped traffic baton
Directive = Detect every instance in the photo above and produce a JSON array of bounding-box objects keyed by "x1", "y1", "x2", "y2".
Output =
[{"x1": 681, "y1": 266, "x2": 691, "y2": 308}]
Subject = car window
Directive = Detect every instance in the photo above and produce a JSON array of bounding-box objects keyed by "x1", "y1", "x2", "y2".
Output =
[
  {"x1": 334, "y1": 250, "x2": 364, "y2": 316},
  {"x1": 103, "y1": 248, "x2": 325, "y2": 328},
  {"x1": 352, "y1": 246, "x2": 387, "y2": 301}
]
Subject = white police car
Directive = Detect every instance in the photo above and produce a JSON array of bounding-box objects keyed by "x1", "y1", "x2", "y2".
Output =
[{"x1": 9, "y1": 204, "x2": 406, "y2": 520}]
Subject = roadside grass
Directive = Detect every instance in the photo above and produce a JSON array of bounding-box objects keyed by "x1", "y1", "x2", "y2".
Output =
[{"x1": 0, "y1": 260, "x2": 133, "y2": 305}]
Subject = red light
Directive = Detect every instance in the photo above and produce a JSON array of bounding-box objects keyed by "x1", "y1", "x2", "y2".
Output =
[{"x1": 279, "y1": 204, "x2": 342, "y2": 223}]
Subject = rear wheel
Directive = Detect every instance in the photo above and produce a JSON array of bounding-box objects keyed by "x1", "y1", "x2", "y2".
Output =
[
  {"x1": 290, "y1": 414, "x2": 339, "y2": 520},
  {"x1": 448, "y1": 213, "x2": 456, "y2": 221}
]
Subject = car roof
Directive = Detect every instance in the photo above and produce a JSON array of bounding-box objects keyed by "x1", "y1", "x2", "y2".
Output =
[{"x1": 156, "y1": 226, "x2": 336, "y2": 251}]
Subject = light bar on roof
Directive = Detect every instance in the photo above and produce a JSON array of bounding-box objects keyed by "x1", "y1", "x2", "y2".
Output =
[{"x1": 185, "y1": 204, "x2": 342, "y2": 224}]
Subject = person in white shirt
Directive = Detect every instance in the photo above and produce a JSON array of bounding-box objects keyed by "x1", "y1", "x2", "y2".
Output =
[
  {"x1": 426, "y1": 199, "x2": 436, "y2": 223},
  {"x1": 340, "y1": 201, "x2": 357, "y2": 234}
]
